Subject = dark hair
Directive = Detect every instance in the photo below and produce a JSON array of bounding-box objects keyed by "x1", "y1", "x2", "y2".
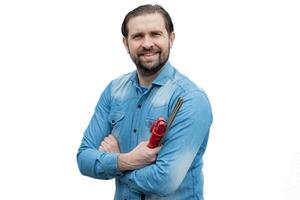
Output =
[{"x1": 121, "y1": 4, "x2": 174, "y2": 38}]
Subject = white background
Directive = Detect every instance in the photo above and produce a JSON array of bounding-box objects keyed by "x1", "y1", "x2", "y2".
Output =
[{"x1": 0, "y1": 0, "x2": 299, "y2": 199}]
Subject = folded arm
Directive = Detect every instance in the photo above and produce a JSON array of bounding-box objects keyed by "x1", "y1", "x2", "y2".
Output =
[
  {"x1": 76, "y1": 83, "x2": 124, "y2": 179},
  {"x1": 118, "y1": 91, "x2": 213, "y2": 196}
]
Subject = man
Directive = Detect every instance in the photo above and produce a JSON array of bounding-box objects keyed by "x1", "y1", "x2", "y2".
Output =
[{"x1": 77, "y1": 4, "x2": 213, "y2": 200}]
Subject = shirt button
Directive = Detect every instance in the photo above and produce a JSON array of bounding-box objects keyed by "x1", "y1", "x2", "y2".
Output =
[{"x1": 133, "y1": 129, "x2": 137, "y2": 133}]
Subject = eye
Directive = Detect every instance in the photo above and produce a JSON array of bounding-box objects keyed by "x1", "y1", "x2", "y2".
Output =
[
  {"x1": 151, "y1": 32, "x2": 162, "y2": 37},
  {"x1": 132, "y1": 34, "x2": 143, "y2": 40}
]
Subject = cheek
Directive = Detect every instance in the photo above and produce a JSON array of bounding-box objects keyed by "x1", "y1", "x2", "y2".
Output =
[
  {"x1": 128, "y1": 41, "x2": 140, "y2": 51},
  {"x1": 128, "y1": 45, "x2": 139, "y2": 55},
  {"x1": 158, "y1": 40, "x2": 170, "y2": 50}
]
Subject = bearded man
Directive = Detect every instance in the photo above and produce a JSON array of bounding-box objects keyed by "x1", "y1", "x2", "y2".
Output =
[{"x1": 77, "y1": 4, "x2": 213, "y2": 200}]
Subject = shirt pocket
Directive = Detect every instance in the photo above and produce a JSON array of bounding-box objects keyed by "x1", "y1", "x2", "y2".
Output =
[
  {"x1": 146, "y1": 105, "x2": 168, "y2": 125},
  {"x1": 108, "y1": 111, "x2": 125, "y2": 138}
]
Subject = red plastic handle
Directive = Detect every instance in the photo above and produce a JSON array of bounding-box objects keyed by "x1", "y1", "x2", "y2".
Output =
[{"x1": 147, "y1": 117, "x2": 167, "y2": 148}]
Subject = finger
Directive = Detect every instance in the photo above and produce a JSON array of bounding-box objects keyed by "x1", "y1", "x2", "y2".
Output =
[
  {"x1": 105, "y1": 136, "x2": 117, "y2": 145},
  {"x1": 142, "y1": 141, "x2": 149, "y2": 145},
  {"x1": 152, "y1": 145, "x2": 162, "y2": 154},
  {"x1": 150, "y1": 155, "x2": 157, "y2": 162},
  {"x1": 101, "y1": 140, "x2": 108, "y2": 146},
  {"x1": 140, "y1": 141, "x2": 149, "y2": 147},
  {"x1": 104, "y1": 137, "x2": 112, "y2": 144},
  {"x1": 108, "y1": 134, "x2": 117, "y2": 142},
  {"x1": 101, "y1": 141, "x2": 110, "y2": 152}
]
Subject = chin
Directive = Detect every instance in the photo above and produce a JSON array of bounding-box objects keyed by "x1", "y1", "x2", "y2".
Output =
[
  {"x1": 143, "y1": 63, "x2": 156, "y2": 70},
  {"x1": 142, "y1": 60, "x2": 160, "y2": 68}
]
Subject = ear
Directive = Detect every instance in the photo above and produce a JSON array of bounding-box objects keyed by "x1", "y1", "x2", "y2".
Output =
[
  {"x1": 123, "y1": 37, "x2": 129, "y2": 53},
  {"x1": 169, "y1": 32, "x2": 175, "y2": 48}
]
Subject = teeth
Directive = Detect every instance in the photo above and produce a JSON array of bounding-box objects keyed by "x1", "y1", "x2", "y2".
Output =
[{"x1": 144, "y1": 53, "x2": 156, "y2": 56}]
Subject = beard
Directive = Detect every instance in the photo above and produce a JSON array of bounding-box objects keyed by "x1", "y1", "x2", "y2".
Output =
[{"x1": 129, "y1": 45, "x2": 170, "y2": 77}]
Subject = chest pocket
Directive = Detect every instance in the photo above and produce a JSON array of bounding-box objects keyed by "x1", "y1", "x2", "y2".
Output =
[
  {"x1": 146, "y1": 105, "x2": 168, "y2": 122},
  {"x1": 108, "y1": 111, "x2": 125, "y2": 138}
]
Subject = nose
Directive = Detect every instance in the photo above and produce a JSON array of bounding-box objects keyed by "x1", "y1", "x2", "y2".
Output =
[{"x1": 141, "y1": 36, "x2": 154, "y2": 50}]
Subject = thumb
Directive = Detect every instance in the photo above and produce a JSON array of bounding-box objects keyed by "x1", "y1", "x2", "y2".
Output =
[{"x1": 152, "y1": 145, "x2": 162, "y2": 154}]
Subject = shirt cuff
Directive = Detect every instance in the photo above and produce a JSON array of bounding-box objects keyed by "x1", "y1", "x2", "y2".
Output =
[{"x1": 97, "y1": 152, "x2": 124, "y2": 177}]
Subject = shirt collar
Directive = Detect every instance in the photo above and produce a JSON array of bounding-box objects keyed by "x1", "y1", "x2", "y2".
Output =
[
  {"x1": 130, "y1": 61, "x2": 174, "y2": 88},
  {"x1": 152, "y1": 61, "x2": 173, "y2": 86}
]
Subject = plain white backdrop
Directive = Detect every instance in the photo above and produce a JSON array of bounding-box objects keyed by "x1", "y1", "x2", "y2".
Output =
[{"x1": 0, "y1": 0, "x2": 299, "y2": 199}]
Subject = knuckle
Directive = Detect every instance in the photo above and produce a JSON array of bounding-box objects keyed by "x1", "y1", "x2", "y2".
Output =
[{"x1": 109, "y1": 134, "x2": 115, "y2": 139}]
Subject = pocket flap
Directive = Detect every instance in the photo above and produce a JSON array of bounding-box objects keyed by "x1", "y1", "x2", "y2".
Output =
[{"x1": 108, "y1": 111, "x2": 124, "y2": 125}]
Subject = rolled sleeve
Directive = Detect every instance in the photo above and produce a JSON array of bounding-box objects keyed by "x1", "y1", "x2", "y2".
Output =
[
  {"x1": 97, "y1": 152, "x2": 123, "y2": 176},
  {"x1": 77, "y1": 146, "x2": 124, "y2": 179}
]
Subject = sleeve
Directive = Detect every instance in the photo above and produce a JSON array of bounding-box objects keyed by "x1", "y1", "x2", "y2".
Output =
[
  {"x1": 118, "y1": 90, "x2": 213, "y2": 196},
  {"x1": 76, "y1": 82, "x2": 123, "y2": 179}
]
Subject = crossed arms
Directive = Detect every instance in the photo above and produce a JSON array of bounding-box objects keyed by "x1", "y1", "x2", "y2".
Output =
[
  {"x1": 99, "y1": 134, "x2": 161, "y2": 171},
  {"x1": 76, "y1": 88, "x2": 212, "y2": 196}
]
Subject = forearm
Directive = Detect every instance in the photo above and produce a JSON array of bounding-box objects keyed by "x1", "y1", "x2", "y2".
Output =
[
  {"x1": 77, "y1": 147, "x2": 123, "y2": 179},
  {"x1": 118, "y1": 153, "x2": 133, "y2": 171},
  {"x1": 117, "y1": 141, "x2": 161, "y2": 172},
  {"x1": 118, "y1": 147, "x2": 200, "y2": 196},
  {"x1": 76, "y1": 82, "x2": 121, "y2": 179},
  {"x1": 117, "y1": 145, "x2": 186, "y2": 196},
  {"x1": 118, "y1": 161, "x2": 177, "y2": 196}
]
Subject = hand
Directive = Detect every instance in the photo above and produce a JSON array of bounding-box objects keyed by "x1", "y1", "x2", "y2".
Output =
[
  {"x1": 118, "y1": 141, "x2": 162, "y2": 171},
  {"x1": 98, "y1": 134, "x2": 120, "y2": 153}
]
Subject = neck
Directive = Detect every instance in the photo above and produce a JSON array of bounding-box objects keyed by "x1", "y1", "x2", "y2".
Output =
[
  {"x1": 137, "y1": 71, "x2": 158, "y2": 88},
  {"x1": 136, "y1": 63, "x2": 167, "y2": 87}
]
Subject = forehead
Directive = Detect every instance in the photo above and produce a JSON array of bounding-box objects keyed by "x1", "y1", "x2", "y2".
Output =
[{"x1": 127, "y1": 13, "x2": 167, "y2": 35}]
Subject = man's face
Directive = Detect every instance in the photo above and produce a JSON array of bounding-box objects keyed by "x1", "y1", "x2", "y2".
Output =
[{"x1": 123, "y1": 13, "x2": 175, "y2": 76}]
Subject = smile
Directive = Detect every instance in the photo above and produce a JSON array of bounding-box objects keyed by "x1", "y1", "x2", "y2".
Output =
[{"x1": 140, "y1": 52, "x2": 159, "y2": 58}]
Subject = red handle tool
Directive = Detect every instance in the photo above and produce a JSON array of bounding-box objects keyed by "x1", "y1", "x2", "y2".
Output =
[
  {"x1": 147, "y1": 97, "x2": 184, "y2": 148},
  {"x1": 147, "y1": 117, "x2": 167, "y2": 148}
]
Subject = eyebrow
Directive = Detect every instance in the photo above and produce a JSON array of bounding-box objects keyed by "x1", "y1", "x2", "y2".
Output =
[
  {"x1": 131, "y1": 32, "x2": 144, "y2": 38},
  {"x1": 130, "y1": 30, "x2": 164, "y2": 38}
]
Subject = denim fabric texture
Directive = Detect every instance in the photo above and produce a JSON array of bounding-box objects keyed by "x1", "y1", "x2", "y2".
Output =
[{"x1": 77, "y1": 62, "x2": 213, "y2": 200}]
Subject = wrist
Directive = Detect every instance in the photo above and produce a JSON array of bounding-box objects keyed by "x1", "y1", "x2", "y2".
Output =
[{"x1": 118, "y1": 153, "x2": 132, "y2": 172}]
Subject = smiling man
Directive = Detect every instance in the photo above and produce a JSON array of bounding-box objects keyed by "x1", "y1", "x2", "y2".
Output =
[
  {"x1": 77, "y1": 4, "x2": 213, "y2": 200},
  {"x1": 123, "y1": 12, "x2": 174, "y2": 82}
]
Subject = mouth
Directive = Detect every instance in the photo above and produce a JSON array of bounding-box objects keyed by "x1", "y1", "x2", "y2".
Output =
[{"x1": 139, "y1": 51, "x2": 159, "y2": 60}]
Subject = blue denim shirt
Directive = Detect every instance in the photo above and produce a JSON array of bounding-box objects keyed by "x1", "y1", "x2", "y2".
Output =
[{"x1": 77, "y1": 62, "x2": 213, "y2": 200}]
